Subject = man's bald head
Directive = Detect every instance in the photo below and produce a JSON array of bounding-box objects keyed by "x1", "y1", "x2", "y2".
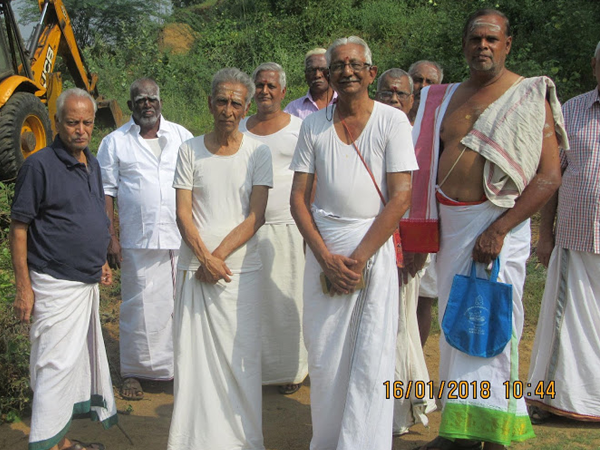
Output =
[{"x1": 408, "y1": 60, "x2": 443, "y2": 95}]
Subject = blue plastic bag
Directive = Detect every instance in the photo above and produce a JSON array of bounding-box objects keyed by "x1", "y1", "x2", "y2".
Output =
[{"x1": 441, "y1": 258, "x2": 512, "y2": 358}]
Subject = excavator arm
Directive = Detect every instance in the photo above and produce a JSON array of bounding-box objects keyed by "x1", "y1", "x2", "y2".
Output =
[
  {"x1": 0, "y1": 0, "x2": 122, "y2": 181},
  {"x1": 28, "y1": 0, "x2": 98, "y2": 95}
]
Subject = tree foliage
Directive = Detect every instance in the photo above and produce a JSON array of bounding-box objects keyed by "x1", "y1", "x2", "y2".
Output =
[
  {"x1": 166, "y1": 0, "x2": 599, "y2": 102},
  {"x1": 19, "y1": 0, "x2": 170, "y2": 48}
]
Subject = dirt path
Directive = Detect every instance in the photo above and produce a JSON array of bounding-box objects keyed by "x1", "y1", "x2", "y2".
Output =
[
  {"x1": 3, "y1": 328, "x2": 600, "y2": 450},
  {"x1": 3, "y1": 268, "x2": 600, "y2": 450}
]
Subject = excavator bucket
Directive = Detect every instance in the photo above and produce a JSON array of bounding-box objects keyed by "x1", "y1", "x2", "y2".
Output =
[{"x1": 95, "y1": 96, "x2": 125, "y2": 129}]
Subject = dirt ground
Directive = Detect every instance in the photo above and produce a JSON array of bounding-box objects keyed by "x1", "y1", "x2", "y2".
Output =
[{"x1": 2, "y1": 290, "x2": 600, "y2": 450}]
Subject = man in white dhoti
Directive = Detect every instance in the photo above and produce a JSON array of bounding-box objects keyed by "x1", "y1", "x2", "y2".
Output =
[
  {"x1": 240, "y1": 62, "x2": 308, "y2": 395},
  {"x1": 412, "y1": 9, "x2": 565, "y2": 450},
  {"x1": 97, "y1": 78, "x2": 193, "y2": 400},
  {"x1": 167, "y1": 68, "x2": 272, "y2": 450},
  {"x1": 526, "y1": 41, "x2": 600, "y2": 424},
  {"x1": 10, "y1": 88, "x2": 117, "y2": 450},
  {"x1": 290, "y1": 36, "x2": 417, "y2": 450},
  {"x1": 375, "y1": 68, "x2": 437, "y2": 435}
]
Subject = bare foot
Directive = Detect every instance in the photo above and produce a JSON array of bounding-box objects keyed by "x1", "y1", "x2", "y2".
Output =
[{"x1": 121, "y1": 377, "x2": 144, "y2": 400}]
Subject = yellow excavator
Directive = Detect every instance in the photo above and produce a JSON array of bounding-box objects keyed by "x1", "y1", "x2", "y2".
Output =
[{"x1": 0, "y1": 0, "x2": 123, "y2": 181}]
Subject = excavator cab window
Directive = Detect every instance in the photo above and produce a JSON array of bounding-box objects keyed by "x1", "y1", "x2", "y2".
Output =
[{"x1": 0, "y1": 17, "x2": 14, "y2": 81}]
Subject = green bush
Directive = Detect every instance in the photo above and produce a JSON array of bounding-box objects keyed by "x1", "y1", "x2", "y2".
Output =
[{"x1": 0, "y1": 182, "x2": 31, "y2": 423}]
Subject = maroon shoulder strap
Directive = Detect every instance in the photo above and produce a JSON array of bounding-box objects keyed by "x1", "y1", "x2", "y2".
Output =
[{"x1": 339, "y1": 116, "x2": 386, "y2": 206}]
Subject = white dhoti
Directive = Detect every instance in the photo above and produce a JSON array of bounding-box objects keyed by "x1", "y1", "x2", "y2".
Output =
[
  {"x1": 436, "y1": 200, "x2": 535, "y2": 445},
  {"x1": 257, "y1": 223, "x2": 308, "y2": 385},
  {"x1": 394, "y1": 265, "x2": 437, "y2": 436},
  {"x1": 29, "y1": 271, "x2": 117, "y2": 450},
  {"x1": 527, "y1": 248, "x2": 600, "y2": 421},
  {"x1": 304, "y1": 208, "x2": 398, "y2": 450},
  {"x1": 167, "y1": 269, "x2": 264, "y2": 450},
  {"x1": 418, "y1": 254, "x2": 438, "y2": 298},
  {"x1": 120, "y1": 248, "x2": 177, "y2": 380}
]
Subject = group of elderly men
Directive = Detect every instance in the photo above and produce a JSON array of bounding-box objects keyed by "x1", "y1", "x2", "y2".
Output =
[{"x1": 9, "y1": 7, "x2": 600, "y2": 450}]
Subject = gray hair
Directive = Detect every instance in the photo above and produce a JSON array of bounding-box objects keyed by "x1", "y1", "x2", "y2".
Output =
[
  {"x1": 130, "y1": 77, "x2": 160, "y2": 100},
  {"x1": 304, "y1": 48, "x2": 327, "y2": 67},
  {"x1": 595, "y1": 41, "x2": 600, "y2": 59},
  {"x1": 211, "y1": 68, "x2": 255, "y2": 106},
  {"x1": 408, "y1": 60, "x2": 444, "y2": 84},
  {"x1": 252, "y1": 62, "x2": 287, "y2": 91},
  {"x1": 377, "y1": 68, "x2": 414, "y2": 94},
  {"x1": 55, "y1": 88, "x2": 97, "y2": 121},
  {"x1": 326, "y1": 36, "x2": 372, "y2": 66}
]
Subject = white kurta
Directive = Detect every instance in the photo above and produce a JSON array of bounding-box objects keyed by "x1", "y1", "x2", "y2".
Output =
[
  {"x1": 167, "y1": 135, "x2": 273, "y2": 450},
  {"x1": 290, "y1": 102, "x2": 418, "y2": 449},
  {"x1": 29, "y1": 272, "x2": 117, "y2": 449},
  {"x1": 98, "y1": 116, "x2": 193, "y2": 380},
  {"x1": 527, "y1": 248, "x2": 600, "y2": 421},
  {"x1": 240, "y1": 115, "x2": 308, "y2": 385}
]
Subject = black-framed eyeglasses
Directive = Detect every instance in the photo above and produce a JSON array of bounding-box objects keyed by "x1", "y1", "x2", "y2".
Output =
[
  {"x1": 329, "y1": 61, "x2": 371, "y2": 74},
  {"x1": 377, "y1": 90, "x2": 411, "y2": 101}
]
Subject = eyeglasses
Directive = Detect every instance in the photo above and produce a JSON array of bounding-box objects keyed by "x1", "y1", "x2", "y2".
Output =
[
  {"x1": 329, "y1": 61, "x2": 371, "y2": 74},
  {"x1": 305, "y1": 67, "x2": 327, "y2": 76},
  {"x1": 377, "y1": 90, "x2": 411, "y2": 101}
]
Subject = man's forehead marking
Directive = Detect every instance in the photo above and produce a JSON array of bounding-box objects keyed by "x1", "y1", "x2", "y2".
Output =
[
  {"x1": 470, "y1": 20, "x2": 502, "y2": 32},
  {"x1": 134, "y1": 93, "x2": 159, "y2": 101}
]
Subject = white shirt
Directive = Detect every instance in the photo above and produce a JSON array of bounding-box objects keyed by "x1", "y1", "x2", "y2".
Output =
[
  {"x1": 173, "y1": 135, "x2": 273, "y2": 273},
  {"x1": 290, "y1": 102, "x2": 417, "y2": 219},
  {"x1": 239, "y1": 114, "x2": 302, "y2": 224},
  {"x1": 97, "y1": 116, "x2": 193, "y2": 249}
]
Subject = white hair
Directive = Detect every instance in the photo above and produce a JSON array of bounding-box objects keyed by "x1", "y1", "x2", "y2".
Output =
[
  {"x1": 326, "y1": 36, "x2": 372, "y2": 66},
  {"x1": 252, "y1": 62, "x2": 286, "y2": 91},
  {"x1": 304, "y1": 48, "x2": 326, "y2": 67},
  {"x1": 55, "y1": 88, "x2": 97, "y2": 121},
  {"x1": 211, "y1": 68, "x2": 255, "y2": 106},
  {"x1": 377, "y1": 68, "x2": 413, "y2": 93},
  {"x1": 130, "y1": 77, "x2": 160, "y2": 101}
]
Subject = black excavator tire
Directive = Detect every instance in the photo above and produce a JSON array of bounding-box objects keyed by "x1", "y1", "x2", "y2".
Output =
[{"x1": 0, "y1": 92, "x2": 53, "y2": 182}]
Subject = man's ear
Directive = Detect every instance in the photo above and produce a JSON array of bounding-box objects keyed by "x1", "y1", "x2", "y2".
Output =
[
  {"x1": 243, "y1": 101, "x2": 251, "y2": 118},
  {"x1": 127, "y1": 100, "x2": 133, "y2": 112}
]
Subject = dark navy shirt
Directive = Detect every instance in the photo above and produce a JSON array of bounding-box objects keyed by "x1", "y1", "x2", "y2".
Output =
[{"x1": 11, "y1": 137, "x2": 111, "y2": 284}]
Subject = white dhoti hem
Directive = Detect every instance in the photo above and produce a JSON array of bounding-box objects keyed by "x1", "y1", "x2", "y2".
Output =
[
  {"x1": 418, "y1": 254, "x2": 438, "y2": 298},
  {"x1": 29, "y1": 271, "x2": 117, "y2": 450},
  {"x1": 167, "y1": 269, "x2": 264, "y2": 450},
  {"x1": 436, "y1": 201, "x2": 535, "y2": 445},
  {"x1": 120, "y1": 248, "x2": 177, "y2": 380},
  {"x1": 394, "y1": 267, "x2": 437, "y2": 436},
  {"x1": 257, "y1": 223, "x2": 308, "y2": 385},
  {"x1": 527, "y1": 248, "x2": 600, "y2": 421},
  {"x1": 304, "y1": 208, "x2": 398, "y2": 450}
]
